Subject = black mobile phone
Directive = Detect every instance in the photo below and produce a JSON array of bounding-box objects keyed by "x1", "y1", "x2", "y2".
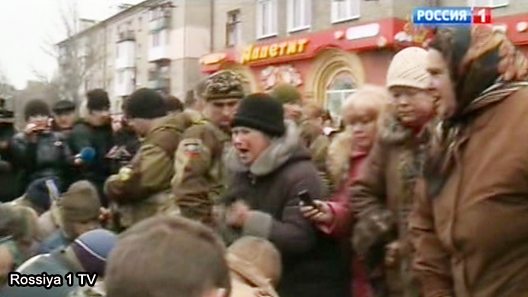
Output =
[{"x1": 298, "y1": 190, "x2": 316, "y2": 207}]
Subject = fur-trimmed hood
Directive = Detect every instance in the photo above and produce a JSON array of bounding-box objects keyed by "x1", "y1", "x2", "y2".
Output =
[
  {"x1": 225, "y1": 121, "x2": 305, "y2": 176},
  {"x1": 378, "y1": 114, "x2": 415, "y2": 145}
]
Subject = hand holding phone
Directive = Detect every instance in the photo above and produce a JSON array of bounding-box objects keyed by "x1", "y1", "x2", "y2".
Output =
[{"x1": 298, "y1": 190, "x2": 316, "y2": 207}]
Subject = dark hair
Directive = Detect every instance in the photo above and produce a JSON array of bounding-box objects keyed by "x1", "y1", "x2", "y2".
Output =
[
  {"x1": 165, "y1": 95, "x2": 184, "y2": 113},
  {"x1": 105, "y1": 216, "x2": 231, "y2": 297},
  {"x1": 24, "y1": 99, "x2": 50, "y2": 121},
  {"x1": 124, "y1": 88, "x2": 168, "y2": 119},
  {"x1": 86, "y1": 89, "x2": 110, "y2": 111}
]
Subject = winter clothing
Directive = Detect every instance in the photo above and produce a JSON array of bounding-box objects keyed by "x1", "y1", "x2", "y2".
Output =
[
  {"x1": 270, "y1": 83, "x2": 302, "y2": 105},
  {"x1": 86, "y1": 89, "x2": 110, "y2": 111},
  {"x1": 350, "y1": 115, "x2": 428, "y2": 297},
  {"x1": 69, "y1": 119, "x2": 114, "y2": 203},
  {"x1": 1, "y1": 229, "x2": 116, "y2": 297},
  {"x1": 23, "y1": 177, "x2": 60, "y2": 213},
  {"x1": 299, "y1": 121, "x2": 328, "y2": 169},
  {"x1": 223, "y1": 121, "x2": 349, "y2": 297},
  {"x1": 412, "y1": 87, "x2": 528, "y2": 297},
  {"x1": 232, "y1": 93, "x2": 286, "y2": 137},
  {"x1": 61, "y1": 181, "x2": 101, "y2": 224},
  {"x1": 227, "y1": 237, "x2": 281, "y2": 297},
  {"x1": 171, "y1": 109, "x2": 231, "y2": 224},
  {"x1": 410, "y1": 26, "x2": 528, "y2": 297},
  {"x1": 124, "y1": 88, "x2": 168, "y2": 119},
  {"x1": 386, "y1": 47, "x2": 430, "y2": 90},
  {"x1": 71, "y1": 229, "x2": 117, "y2": 277},
  {"x1": 106, "y1": 126, "x2": 140, "y2": 174},
  {"x1": 23, "y1": 99, "x2": 50, "y2": 120},
  {"x1": 37, "y1": 181, "x2": 101, "y2": 254},
  {"x1": 10, "y1": 130, "x2": 73, "y2": 191},
  {"x1": 106, "y1": 112, "x2": 196, "y2": 228},
  {"x1": 203, "y1": 70, "x2": 245, "y2": 101},
  {"x1": 52, "y1": 100, "x2": 76, "y2": 114},
  {"x1": 318, "y1": 130, "x2": 373, "y2": 297},
  {"x1": 0, "y1": 248, "x2": 82, "y2": 297},
  {"x1": 0, "y1": 122, "x2": 20, "y2": 202}
]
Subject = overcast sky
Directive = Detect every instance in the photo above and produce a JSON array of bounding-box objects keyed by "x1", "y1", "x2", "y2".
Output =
[{"x1": 0, "y1": 0, "x2": 142, "y2": 89}]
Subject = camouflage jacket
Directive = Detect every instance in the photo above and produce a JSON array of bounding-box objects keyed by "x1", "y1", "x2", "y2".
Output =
[
  {"x1": 105, "y1": 112, "x2": 198, "y2": 228},
  {"x1": 172, "y1": 120, "x2": 231, "y2": 224}
]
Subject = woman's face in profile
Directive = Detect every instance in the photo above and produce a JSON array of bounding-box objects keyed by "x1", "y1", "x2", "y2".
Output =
[{"x1": 426, "y1": 49, "x2": 457, "y2": 119}]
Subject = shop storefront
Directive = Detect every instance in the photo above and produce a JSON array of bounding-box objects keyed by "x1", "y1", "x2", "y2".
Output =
[{"x1": 200, "y1": 14, "x2": 528, "y2": 118}]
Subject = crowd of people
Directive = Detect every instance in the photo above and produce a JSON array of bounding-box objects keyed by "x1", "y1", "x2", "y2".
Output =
[{"x1": 0, "y1": 25, "x2": 528, "y2": 297}]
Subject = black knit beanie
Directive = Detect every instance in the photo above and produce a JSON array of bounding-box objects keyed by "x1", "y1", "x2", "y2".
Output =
[
  {"x1": 232, "y1": 93, "x2": 285, "y2": 137},
  {"x1": 86, "y1": 89, "x2": 110, "y2": 111},
  {"x1": 124, "y1": 88, "x2": 167, "y2": 119},
  {"x1": 24, "y1": 99, "x2": 50, "y2": 121}
]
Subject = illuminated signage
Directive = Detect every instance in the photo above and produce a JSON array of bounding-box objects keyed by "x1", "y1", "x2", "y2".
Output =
[
  {"x1": 199, "y1": 53, "x2": 227, "y2": 65},
  {"x1": 242, "y1": 39, "x2": 309, "y2": 64}
]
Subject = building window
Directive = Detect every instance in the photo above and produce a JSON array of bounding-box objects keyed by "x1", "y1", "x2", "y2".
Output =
[
  {"x1": 468, "y1": 0, "x2": 508, "y2": 7},
  {"x1": 257, "y1": 0, "x2": 277, "y2": 39},
  {"x1": 288, "y1": 0, "x2": 311, "y2": 32},
  {"x1": 331, "y1": 0, "x2": 360, "y2": 23},
  {"x1": 152, "y1": 31, "x2": 160, "y2": 47},
  {"x1": 325, "y1": 71, "x2": 356, "y2": 120},
  {"x1": 226, "y1": 9, "x2": 242, "y2": 47}
]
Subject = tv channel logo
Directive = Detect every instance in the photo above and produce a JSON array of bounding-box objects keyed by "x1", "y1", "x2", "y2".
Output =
[{"x1": 413, "y1": 7, "x2": 492, "y2": 26}]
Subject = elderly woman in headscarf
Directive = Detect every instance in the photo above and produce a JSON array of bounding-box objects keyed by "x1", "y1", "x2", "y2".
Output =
[{"x1": 410, "y1": 26, "x2": 528, "y2": 297}]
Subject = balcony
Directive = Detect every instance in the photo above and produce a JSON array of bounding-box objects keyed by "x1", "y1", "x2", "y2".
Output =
[
  {"x1": 148, "y1": 45, "x2": 170, "y2": 62},
  {"x1": 118, "y1": 30, "x2": 135, "y2": 42},
  {"x1": 150, "y1": 16, "x2": 171, "y2": 32},
  {"x1": 115, "y1": 41, "x2": 135, "y2": 69}
]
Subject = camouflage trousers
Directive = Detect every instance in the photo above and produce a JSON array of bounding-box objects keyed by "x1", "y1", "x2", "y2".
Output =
[{"x1": 112, "y1": 191, "x2": 180, "y2": 230}]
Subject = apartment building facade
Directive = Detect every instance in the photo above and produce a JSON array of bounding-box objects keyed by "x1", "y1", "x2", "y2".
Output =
[
  {"x1": 201, "y1": 0, "x2": 528, "y2": 118},
  {"x1": 57, "y1": 0, "x2": 212, "y2": 113}
]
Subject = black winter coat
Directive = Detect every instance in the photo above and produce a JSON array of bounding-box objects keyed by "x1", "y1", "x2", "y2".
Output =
[
  {"x1": 223, "y1": 122, "x2": 349, "y2": 297},
  {"x1": 68, "y1": 121, "x2": 114, "y2": 201},
  {"x1": 10, "y1": 131, "x2": 73, "y2": 191}
]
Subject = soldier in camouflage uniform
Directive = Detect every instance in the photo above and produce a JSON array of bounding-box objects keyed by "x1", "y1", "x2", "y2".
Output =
[
  {"x1": 105, "y1": 88, "x2": 196, "y2": 230},
  {"x1": 172, "y1": 70, "x2": 245, "y2": 224}
]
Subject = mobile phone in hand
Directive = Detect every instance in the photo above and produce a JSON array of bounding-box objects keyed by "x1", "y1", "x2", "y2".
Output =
[{"x1": 298, "y1": 190, "x2": 317, "y2": 208}]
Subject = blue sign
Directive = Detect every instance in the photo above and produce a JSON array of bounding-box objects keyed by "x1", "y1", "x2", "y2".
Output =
[{"x1": 413, "y1": 7, "x2": 472, "y2": 25}]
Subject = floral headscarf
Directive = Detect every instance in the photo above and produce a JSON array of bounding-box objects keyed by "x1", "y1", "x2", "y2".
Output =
[{"x1": 425, "y1": 26, "x2": 528, "y2": 198}]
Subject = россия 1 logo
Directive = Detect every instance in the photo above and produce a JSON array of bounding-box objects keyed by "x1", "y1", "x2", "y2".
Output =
[{"x1": 412, "y1": 7, "x2": 492, "y2": 26}]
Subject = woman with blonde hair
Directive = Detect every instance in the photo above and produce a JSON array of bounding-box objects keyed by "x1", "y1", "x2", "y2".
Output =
[{"x1": 301, "y1": 84, "x2": 389, "y2": 297}]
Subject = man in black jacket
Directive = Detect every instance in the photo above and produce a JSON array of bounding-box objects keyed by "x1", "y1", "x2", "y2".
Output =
[
  {"x1": 10, "y1": 100, "x2": 72, "y2": 191},
  {"x1": 69, "y1": 89, "x2": 114, "y2": 205}
]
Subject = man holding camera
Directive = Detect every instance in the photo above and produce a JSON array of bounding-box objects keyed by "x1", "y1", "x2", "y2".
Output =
[{"x1": 10, "y1": 99, "x2": 73, "y2": 192}]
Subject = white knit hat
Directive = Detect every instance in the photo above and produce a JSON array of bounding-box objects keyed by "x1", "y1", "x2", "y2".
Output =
[{"x1": 386, "y1": 47, "x2": 430, "y2": 90}]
